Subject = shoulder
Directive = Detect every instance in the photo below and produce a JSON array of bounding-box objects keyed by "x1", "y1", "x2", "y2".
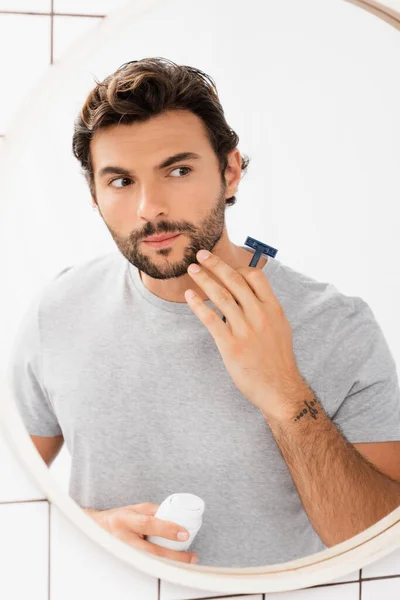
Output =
[
  {"x1": 273, "y1": 260, "x2": 394, "y2": 373},
  {"x1": 38, "y1": 250, "x2": 124, "y2": 314},
  {"x1": 268, "y1": 258, "x2": 367, "y2": 331}
]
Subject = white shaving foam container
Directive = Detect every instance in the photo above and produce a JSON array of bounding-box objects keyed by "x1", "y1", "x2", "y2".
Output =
[{"x1": 146, "y1": 493, "x2": 205, "y2": 551}]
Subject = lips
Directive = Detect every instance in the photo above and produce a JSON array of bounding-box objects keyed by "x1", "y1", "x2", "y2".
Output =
[{"x1": 144, "y1": 233, "x2": 180, "y2": 242}]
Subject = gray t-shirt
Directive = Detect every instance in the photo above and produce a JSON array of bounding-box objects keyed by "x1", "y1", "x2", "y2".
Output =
[{"x1": 6, "y1": 247, "x2": 400, "y2": 567}]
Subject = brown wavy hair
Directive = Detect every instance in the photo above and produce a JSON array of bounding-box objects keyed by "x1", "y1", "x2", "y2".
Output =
[{"x1": 72, "y1": 57, "x2": 250, "y2": 208}]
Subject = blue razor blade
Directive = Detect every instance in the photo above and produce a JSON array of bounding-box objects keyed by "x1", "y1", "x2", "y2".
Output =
[{"x1": 221, "y1": 237, "x2": 278, "y2": 323}]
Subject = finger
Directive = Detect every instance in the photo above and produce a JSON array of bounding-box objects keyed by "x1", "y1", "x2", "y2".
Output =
[
  {"x1": 128, "y1": 512, "x2": 190, "y2": 542},
  {"x1": 185, "y1": 288, "x2": 240, "y2": 340},
  {"x1": 129, "y1": 502, "x2": 159, "y2": 516},
  {"x1": 107, "y1": 522, "x2": 197, "y2": 563},
  {"x1": 236, "y1": 266, "x2": 279, "y2": 305},
  {"x1": 187, "y1": 264, "x2": 245, "y2": 327},
  {"x1": 194, "y1": 251, "x2": 261, "y2": 311},
  {"x1": 130, "y1": 536, "x2": 198, "y2": 564}
]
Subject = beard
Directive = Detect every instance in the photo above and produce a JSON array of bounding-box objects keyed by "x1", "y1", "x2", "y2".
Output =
[{"x1": 99, "y1": 179, "x2": 228, "y2": 281}]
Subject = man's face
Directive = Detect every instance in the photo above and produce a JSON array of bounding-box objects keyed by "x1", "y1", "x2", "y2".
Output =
[{"x1": 89, "y1": 109, "x2": 239, "y2": 281}]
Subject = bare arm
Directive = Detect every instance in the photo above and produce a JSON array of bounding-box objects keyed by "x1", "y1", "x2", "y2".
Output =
[
  {"x1": 30, "y1": 434, "x2": 64, "y2": 467},
  {"x1": 263, "y1": 389, "x2": 400, "y2": 548}
]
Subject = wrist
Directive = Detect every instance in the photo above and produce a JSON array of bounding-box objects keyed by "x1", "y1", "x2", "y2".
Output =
[{"x1": 260, "y1": 380, "x2": 317, "y2": 425}]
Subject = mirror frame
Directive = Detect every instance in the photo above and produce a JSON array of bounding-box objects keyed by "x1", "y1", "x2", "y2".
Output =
[
  {"x1": 346, "y1": 0, "x2": 400, "y2": 30},
  {"x1": 1, "y1": 0, "x2": 399, "y2": 594}
]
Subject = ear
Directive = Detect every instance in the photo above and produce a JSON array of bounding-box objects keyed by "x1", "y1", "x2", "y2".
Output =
[{"x1": 223, "y1": 149, "x2": 242, "y2": 197}]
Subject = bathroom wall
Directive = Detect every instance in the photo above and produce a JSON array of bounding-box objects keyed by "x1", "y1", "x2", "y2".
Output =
[{"x1": 0, "y1": 1, "x2": 399, "y2": 598}]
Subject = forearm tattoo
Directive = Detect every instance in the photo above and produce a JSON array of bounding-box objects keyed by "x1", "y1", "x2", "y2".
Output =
[{"x1": 292, "y1": 397, "x2": 323, "y2": 423}]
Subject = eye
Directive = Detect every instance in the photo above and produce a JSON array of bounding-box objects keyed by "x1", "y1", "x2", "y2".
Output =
[
  {"x1": 109, "y1": 177, "x2": 132, "y2": 188},
  {"x1": 108, "y1": 166, "x2": 192, "y2": 188},
  {"x1": 169, "y1": 166, "x2": 192, "y2": 177}
]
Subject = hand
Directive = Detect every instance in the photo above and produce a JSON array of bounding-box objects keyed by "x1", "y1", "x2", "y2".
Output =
[
  {"x1": 185, "y1": 250, "x2": 309, "y2": 420},
  {"x1": 82, "y1": 502, "x2": 198, "y2": 564}
]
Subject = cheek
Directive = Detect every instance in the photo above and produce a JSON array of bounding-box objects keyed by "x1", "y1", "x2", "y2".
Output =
[
  {"x1": 186, "y1": 181, "x2": 219, "y2": 210},
  {"x1": 101, "y1": 202, "x2": 136, "y2": 237},
  {"x1": 102, "y1": 191, "x2": 133, "y2": 215}
]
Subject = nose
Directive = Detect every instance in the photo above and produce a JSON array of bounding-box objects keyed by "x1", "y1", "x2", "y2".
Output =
[{"x1": 137, "y1": 184, "x2": 168, "y2": 219}]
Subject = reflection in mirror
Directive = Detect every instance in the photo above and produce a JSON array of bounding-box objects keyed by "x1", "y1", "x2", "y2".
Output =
[{"x1": 2, "y1": 1, "x2": 400, "y2": 573}]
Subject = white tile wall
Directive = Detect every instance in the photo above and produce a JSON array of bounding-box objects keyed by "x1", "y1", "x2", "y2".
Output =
[
  {"x1": 52, "y1": 16, "x2": 103, "y2": 63},
  {"x1": 50, "y1": 504, "x2": 158, "y2": 600},
  {"x1": 0, "y1": 1, "x2": 50, "y2": 11},
  {"x1": 53, "y1": 0, "x2": 132, "y2": 15},
  {"x1": 0, "y1": 501, "x2": 49, "y2": 600},
  {"x1": 362, "y1": 577, "x2": 400, "y2": 600},
  {"x1": 0, "y1": 428, "x2": 45, "y2": 502},
  {"x1": 160, "y1": 580, "x2": 243, "y2": 600},
  {"x1": 0, "y1": 14, "x2": 50, "y2": 132},
  {"x1": 361, "y1": 546, "x2": 400, "y2": 578}
]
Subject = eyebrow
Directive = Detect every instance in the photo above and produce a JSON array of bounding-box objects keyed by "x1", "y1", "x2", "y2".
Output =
[{"x1": 97, "y1": 152, "x2": 202, "y2": 179}]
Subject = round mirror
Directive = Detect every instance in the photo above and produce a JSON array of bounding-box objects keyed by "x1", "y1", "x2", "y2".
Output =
[{"x1": 1, "y1": 0, "x2": 399, "y2": 594}]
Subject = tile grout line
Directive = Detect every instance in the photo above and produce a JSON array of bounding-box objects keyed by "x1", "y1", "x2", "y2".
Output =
[
  {"x1": 0, "y1": 10, "x2": 106, "y2": 18},
  {"x1": 170, "y1": 594, "x2": 259, "y2": 600},
  {"x1": 309, "y1": 579, "x2": 359, "y2": 588},
  {"x1": 361, "y1": 574, "x2": 400, "y2": 581}
]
